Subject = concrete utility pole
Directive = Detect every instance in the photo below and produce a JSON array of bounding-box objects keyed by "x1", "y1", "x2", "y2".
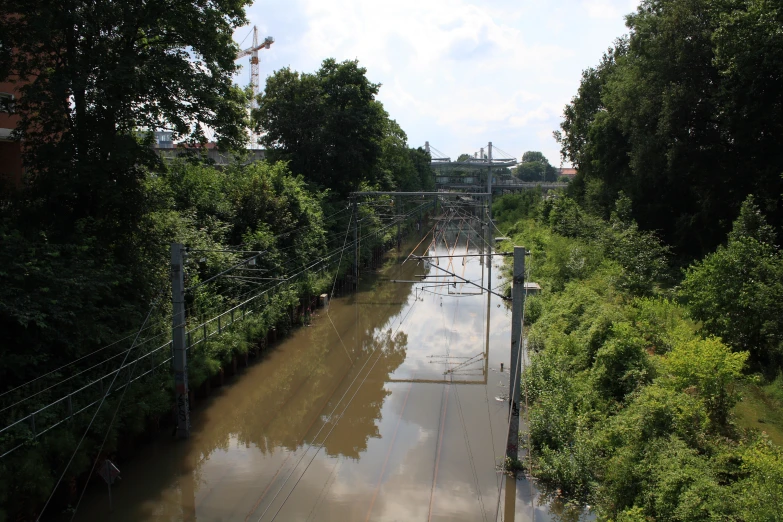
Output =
[
  {"x1": 171, "y1": 243, "x2": 190, "y2": 438},
  {"x1": 487, "y1": 142, "x2": 493, "y2": 223},
  {"x1": 396, "y1": 195, "x2": 402, "y2": 249},
  {"x1": 353, "y1": 200, "x2": 359, "y2": 288},
  {"x1": 505, "y1": 245, "x2": 525, "y2": 462}
]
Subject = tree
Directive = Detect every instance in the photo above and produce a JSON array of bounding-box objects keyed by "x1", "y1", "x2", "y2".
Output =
[
  {"x1": 522, "y1": 151, "x2": 546, "y2": 163},
  {"x1": 372, "y1": 119, "x2": 434, "y2": 192},
  {"x1": 254, "y1": 59, "x2": 387, "y2": 196},
  {"x1": 0, "y1": 0, "x2": 255, "y2": 394},
  {"x1": 0, "y1": 4, "x2": 255, "y2": 514},
  {"x1": 680, "y1": 196, "x2": 783, "y2": 372},
  {"x1": 555, "y1": 0, "x2": 783, "y2": 258},
  {"x1": 660, "y1": 337, "x2": 747, "y2": 424},
  {"x1": 515, "y1": 150, "x2": 558, "y2": 182},
  {"x1": 555, "y1": 40, "x2": 630, "y2": 212},
  {"x1": 0, "y1": 0, "x2": 251, "y2": 237},
  {"x1": 408, "y1": 146, "x2": 435, "y2": 191},
  {"x1": 713, "y1": 0, "x2": 783, "y2": 226}
]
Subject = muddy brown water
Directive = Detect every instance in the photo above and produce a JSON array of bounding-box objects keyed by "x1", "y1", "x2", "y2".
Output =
[{"x1": 75, "y1": 219, "x2": 586, "y2": 521}]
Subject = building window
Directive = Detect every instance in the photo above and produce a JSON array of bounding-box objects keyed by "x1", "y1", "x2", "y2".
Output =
[{"x1": 0, "y1": 93, "x2": 15, "y2": 114}]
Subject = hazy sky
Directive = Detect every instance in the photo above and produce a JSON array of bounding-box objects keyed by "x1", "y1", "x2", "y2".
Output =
[{"x1": 233, "y1": 0, "x2": 639, "y2": 166}]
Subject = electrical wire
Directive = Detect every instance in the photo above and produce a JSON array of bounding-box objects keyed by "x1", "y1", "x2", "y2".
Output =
[
  {"x1": 2, "y1": 199, "x2": 429, "y2": 460},
  {"x1": 263, "y1": 293, "x2": 422, "y2": 522},
  {"x1": 481, "y1": 258, "x2": 503, "y2": 509},
  {"x1": 3, "y1": 204, "x2": 422, "y2": 456},
  {"x1": 68, "y1": 306, "x2": 166, "y2": 521},
  {"x1": 257, "y1": 218, "x2": 431, "y2": 521},
  {"x1": 224, "y1": 205, "x2": 351, "y2": 251},
  {"x1": 0, "y1": 324, "x2": 169, "y2": 415},
  {"x1": 326, "y1": 210, "x2": 354, "y2": 360},
  {"x1": 36, "y1": 298, "x2": 161, "y2": 521},
  {"x1": 439, "y1": 235, "x2": 489, "y2": 522},
  {"x1": 0, "y1": 319, "x2": 166, "y2": 400},
  {"x1": 185, "y1": 250, "x2": 266, "y2": 292}
]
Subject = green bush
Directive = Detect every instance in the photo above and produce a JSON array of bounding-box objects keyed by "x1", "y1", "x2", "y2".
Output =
[
  {"x1": 659, "y1": 337, "x2": 747, "y2": 425},
  {"x1": 495, "y1": 190, "x2": 781, "y2": 519},
  {"x1": 592, "y1": 322, "x2": 652, "y2": 401},
  {"x1": 681, "y1": 196, "x2": 783, "y2": 373}
]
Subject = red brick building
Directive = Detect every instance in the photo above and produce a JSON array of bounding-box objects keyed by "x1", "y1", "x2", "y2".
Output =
[
  {"x1": 557, "y1": 167, "x2": 577, "y2": 179},
  {"x1": 0, "y1": 79, "x2": 24, "y2": 187}
]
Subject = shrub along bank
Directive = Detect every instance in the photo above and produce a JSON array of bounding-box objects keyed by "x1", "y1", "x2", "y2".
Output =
[
  {"x1": 493, "y1": 192, "x2": 783, "y2": 521},
  {"x1": 0, "y1": 158, "x2": 421, "y2": 520}
]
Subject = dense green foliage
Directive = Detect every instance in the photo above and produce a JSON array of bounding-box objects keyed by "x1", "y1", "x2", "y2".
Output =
[
  {"x1": 525, "y1": 2, "x2": 783, "y2": 514},
  {"x1": 0, "y1": 159, "x2": 330, "y2": 519},
  {"x1": 514, "y1": 151, "x2": 559, "y2": 182},
  {"x1": 681, "y1": 196, "x2": 783, "y2": 374},
  {"x1": 556, "y1": 0, "x2": 783, "y2": 259},
  {"x1": 494, "y1": 191, "x2": 783, "y2": 520},
  {"x1": 0, "y1": 152, "x2": 420, "y2": 520},
  {"x1": 0, "y1": 0, "x2": 251, "y2": 233},
  {"x1": 0, "y1": 3, "x2": 432, "y2": 515},
  {"x1": 253, "y1": 58, "x2": 434, "y2": 196}
]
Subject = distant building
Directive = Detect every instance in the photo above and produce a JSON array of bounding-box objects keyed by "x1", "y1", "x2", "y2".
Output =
[
  {"x1": 0, "y1": 79, "x2": 24, "y2": 187},
  {"x1": 153, "y1": 139, "x2": 265, "y2": 165},
  {"x1": 154, "y1": 130, "x2": 175, "y2": 149},
  {"x1": 557, "y1": 167, "x2": 577, "y2": 179}
]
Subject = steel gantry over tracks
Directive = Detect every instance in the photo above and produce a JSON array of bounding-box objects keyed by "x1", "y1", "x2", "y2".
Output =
[{"x1": 424, "y1": 141, "x2": 568, "y2": 194}]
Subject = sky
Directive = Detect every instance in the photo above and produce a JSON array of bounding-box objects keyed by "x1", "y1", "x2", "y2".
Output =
[{"x1": 233, "y1": 0, "x2": 640, "y2": 167}]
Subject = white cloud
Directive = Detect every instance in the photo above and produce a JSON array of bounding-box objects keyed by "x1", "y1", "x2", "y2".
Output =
[
  {"x1": 583, "y1": 0, "x2": 638, "y2": 19},
  {"x1": 239, "y1": 0, "x2": 640, "y2": 165}
]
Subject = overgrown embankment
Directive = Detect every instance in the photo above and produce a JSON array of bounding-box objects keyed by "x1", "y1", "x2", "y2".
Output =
[
  {"x1": 0, "y1": 158, "x2": 425, "y2": 520},
  {"x1": 493, "y1": 191, "x2": 783, "y2": 520}
]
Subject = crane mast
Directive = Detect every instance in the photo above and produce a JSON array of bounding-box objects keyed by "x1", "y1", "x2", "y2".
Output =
[
  {"x1": 235, "y1": 26, "x2": 273, "y2": 147},
  {"x1": 236, "y1": 26, "x2": 274, "y2": 110},
  {"x1": 250, "y1": 26, "x2": 260, "y2": 110}
]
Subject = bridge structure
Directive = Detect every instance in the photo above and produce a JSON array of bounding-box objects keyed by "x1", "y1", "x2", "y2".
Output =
[{"x1": 425, "y1": 141, "x2": 568, "y2": 194}]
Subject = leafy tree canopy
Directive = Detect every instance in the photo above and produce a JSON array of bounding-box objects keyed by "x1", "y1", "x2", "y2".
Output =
[
  {"x1": 515, "y1": 150, "x2": 558, "y2": 182},
  {"x1": 0, "y1": 0, "x2": 251, "y2": 239},
  {"x1": 681, "y1": 196, "x2": 783, "y2": 372},
  {"x1": 556, "y1": 0, "x2": 783, "y2": 258},
  {"x1": 254, "y1": 58, "x2": 390, "y2": 196}
]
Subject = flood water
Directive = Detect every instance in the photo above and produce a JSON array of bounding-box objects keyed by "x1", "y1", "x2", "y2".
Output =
[{"x1": 76, "y1": 213, "x2": 579, "y2": 522}]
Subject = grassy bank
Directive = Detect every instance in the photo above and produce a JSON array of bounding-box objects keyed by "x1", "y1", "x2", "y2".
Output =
[
  {"x1": 734, "y1": 376, "x2": 783, "y2": 446},
  {"x1": 493, "y1": 191, "x2": 783, "y2": 521}
]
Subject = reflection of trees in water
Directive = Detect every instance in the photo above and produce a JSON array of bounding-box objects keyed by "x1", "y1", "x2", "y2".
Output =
[
  {"x1": 189, "y1": 273, "x2": 412, "y2": 469},
  {"x1": 319, "y1": 329, "x2": 408, "y2": 459},
  {"x1": 188, "y1": 220, "x2": 488, "y2": 469}
]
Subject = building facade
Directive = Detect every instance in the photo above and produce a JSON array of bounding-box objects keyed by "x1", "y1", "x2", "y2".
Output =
[
  {"x1": 557, "y1": 167, "x2": 577, "y2": 179},
  {"x1": 0, "y1": 79, "x2": 24, "y2": 187}
]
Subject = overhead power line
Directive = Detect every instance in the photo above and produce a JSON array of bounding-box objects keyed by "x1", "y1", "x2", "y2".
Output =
[
  {"x1": 1, "y1": 199, "x2": 432, "y2": 460},
  {"x1": 0, "y1": 325, "x2": 169, "y2": 415},
  {"x1": 36, "y1": 298, "x2": 161, "y2": 521},
  {"x1": 0, "y1": 319, "x2": 165, "y2": 401},
  {"x1": 2, "y1": 211, "x2": 354, "y2": 404}
]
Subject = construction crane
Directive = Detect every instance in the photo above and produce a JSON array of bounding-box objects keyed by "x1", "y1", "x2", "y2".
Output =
[{"x1": 237, "y1": 26, "x2": 274, "y2": 110}]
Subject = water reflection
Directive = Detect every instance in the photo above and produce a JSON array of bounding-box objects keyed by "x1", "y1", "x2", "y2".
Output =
[{"x1": 74, "y1": 213, "x2": 586, "y2": 522}]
